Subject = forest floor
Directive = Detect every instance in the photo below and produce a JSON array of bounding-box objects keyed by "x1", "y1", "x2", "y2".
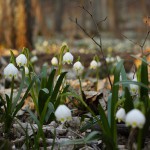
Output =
[{"x1": 0, "y1": 36, "x2": 150, "y2": 149}]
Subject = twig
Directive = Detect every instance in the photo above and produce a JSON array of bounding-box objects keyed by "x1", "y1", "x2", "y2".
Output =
[
  {"x1": 122, "y1": 30, "x2": 150, "y2": 56},
  {"x1": 70, "y1": 5, "x2": 112, "y2": 88}
]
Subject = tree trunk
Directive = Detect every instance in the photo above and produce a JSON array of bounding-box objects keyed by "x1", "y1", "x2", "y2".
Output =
[
  {"x1": 0, "y1": 0, "x2": 33, "y2": 49},
  {"x1": 15, "y1": 0, "x2": 33, "y2": 49},
  {"x1": 54, "y1": 0, "x2": 64, "y2": 32},
  {"x1": 107, "y1": 0, "x2": 118, "y2": 32}
]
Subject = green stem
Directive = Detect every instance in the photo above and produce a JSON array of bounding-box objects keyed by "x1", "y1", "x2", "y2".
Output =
[
  {"x1": 137, "y1": 129, "x2": 143, "y2": 150},
  {"x1": 10, "y1": 77, "x2": 14, "y2": 102},
  {"x1": 96, "y1": 68, "x2": 99, "y2": 91}
]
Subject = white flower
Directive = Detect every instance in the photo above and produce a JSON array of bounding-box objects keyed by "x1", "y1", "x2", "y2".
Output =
[
  {"x1": 51, "y1": 57, "x2": 58, "y2": 66},
  {"x1": 55, "y1": 105, "x2": 72, "y2": 123},
  {"x1": 116, "y1": 56, "x2": 121, "y2": 62},
  {"x1": 97, "y1": 62, "x2": 101, "y2": 67},
  {"x1": 110, "y1": 57, "x2": 115, "y2": 62},
  {"x1": 106, "y1": 57, "x2": 111, "y2": 63},
  {"x1": 116, "y1": 108, "x2": 126, "y2": 122},
  {"x1": 130, "y1": 78, "x2": 139, "y2": 93},
  {"x1": 16, "y1": 54, "x2": 27, "y2": 67},
  {"x1": 43, "y1": 40, "x2": 48, "y2": 47},
  {"x1": 63, "y1": 52, "x2": 74, "y2": 64},
  {"x1": 30, "y1": 56, "x2": 38, "y2": 63},
  {"x1": 25, "y1": 66, "x2": 29, "y2": 75},
  {"x1": 125, "y1": 109, "x2": 145, "y2": 128},
  {"x1": 73, "y1": 61, "x2": 84, "y2": 75},
  {"x1": 4, "y1": 63, "x2": 18, "y2": 78},
  {"x1": 90, "y1": 60, "x2": 98, "y2": 69}
]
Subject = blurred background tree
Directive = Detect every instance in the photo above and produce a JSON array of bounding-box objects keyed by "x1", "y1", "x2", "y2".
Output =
[{"x1": 0, "y1": 0, "x2": 149, "y2": 50}]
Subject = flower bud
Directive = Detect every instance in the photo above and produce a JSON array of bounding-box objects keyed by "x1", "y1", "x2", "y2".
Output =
[
  {"x1": 116, "y1": 108, "x2": 126, "y2": 122},
  {"x1": 51, "y1": 57, "x2": 58, "y2": 66},
  {"x1": 73, "y1": 61, "x2": 84, "y2": 75},
  {"x1": 63, "y1": 52, "x2": 74, "y2": 64},
  {"x1": 55, "y1": 105, "x2": 72, "y2": 123},
  {"x1": 16, "y1": 54, "x2": 27, "y2": 67},
  {"x1": 4, "y1": 63, "x2": 18, "y2": 78},
  {"x1": 125, "y1": 109, "x2": 145, "y2": 128},
  {"x1": 90, "y1": 60, "x2": 98, "y2": 69}
]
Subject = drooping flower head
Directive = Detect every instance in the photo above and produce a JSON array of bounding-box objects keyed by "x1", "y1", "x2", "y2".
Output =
[
  {"x1": 4, "y1": 63, "x2": 18, "y2": 79},
  {"x1": 125, "y1": 109, "x2": 145, "y2": 129},
  {"x1": 73, "y1": 61, "x2": 84, "y2": 75},
  {"x1": 51, "y1": 57, "x2": 58, "y2": 66},
  {"x1": 116, "y1": 108, "x2": 126, "y2": 122},
  {"x1": 55, "y1": 105, "x2": 72, "y2": 123},
  {"x1": 16, "y1": 54, "x2": 27, "y2": 67},
  {"x1": 63, "y1": 52, "x2": 74, "y2": 64},
  {"x1": 90, "y1": 60, "x2": 98, "y2": 70}
]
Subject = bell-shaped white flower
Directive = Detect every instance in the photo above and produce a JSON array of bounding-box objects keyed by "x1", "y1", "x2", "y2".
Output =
[
  {"x1": 90, "y1": 60, "x2": 98, "y2": 69},
  {"x1": 25, "y1": 66, "x2": 29, "y2": 75},
  {"x1": 130, "y1": 78, "x2": 139, "y2": 93},
  {"x1": 125, "y1": 109, "x2": 145, "y2": 128},
  {"x1": 4, "y1": 63, "x2": 18, "y2": 78},
  {"x1": 73, "y1": 61, "x2": 84, "y2": 75},
  {"x1": 106, "y1": 57, "x2": 111, "y2": 63},
  {"x1": 16, "y1": 54, "x2": 27, "y2": 67},
  {"x1": 55, "y1": 105, "x2": 72, "y2": 123},
  {"x1": 51, "y1": 57, "x2": 58, "y2": 66},
  {"x1": 63, "y1": 52, "x2": 74, "y2": 64},
  {"x1": 116, "y1": 108, "x2": 126, "y2": 122},
  {"x1": 30, "y1": 56, "x2": 38, "y2": 63}
]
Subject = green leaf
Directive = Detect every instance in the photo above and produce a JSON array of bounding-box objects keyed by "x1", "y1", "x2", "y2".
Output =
[
  {"x1": 50, "y1": 72, "x2": 67, "y2": 106},
  {"x1": 124, "y1": 87, "x2": 134, "y2": 113},
  {"x1": 111, "y1": 60, "x2": 123, "y2": 143},
  {"x1": 61, "y1": 131, "x2": 101, "y2": 146},
  {"x1": 38, "y1": 88, "x2": 49, "y2": 116},
  {"x1": 115, "y1": 80, "x2": 149, "y2": 90},
  {"x1": 98, "y1": 104, "x2": 111, "y2": 136},
  {"x1": 45, "y1": 102, "x2": 55, "y2": 122},
  {"x1": 107, "y1": 93, "x2": 112, "y2": 126},
  {"x1": 41, "y1": 65, "x2": 47, "y2": 89},
  {"x1": 10, "y1": 50, "x2": 16, "y2": 65},
  {"x1": 46, "y1": 69, "x2": 56, "y2": 96},
  {"x1": 140, "y1": 57, "x2": 149, "y2": 108},
  {"x1": 12, "y1": 68, "x2": 25, "y2": 111},
  {"x1": 13, "y1": 75, "x2": 37, "y2": 117}
]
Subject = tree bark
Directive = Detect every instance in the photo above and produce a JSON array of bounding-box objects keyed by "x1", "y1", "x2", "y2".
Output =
[
  {"x1": 107, "y1": 0, "x2": 118, "y2": 32},
  {"x1": 54, "y1": 0, "x2": 64, "y2": 32}
]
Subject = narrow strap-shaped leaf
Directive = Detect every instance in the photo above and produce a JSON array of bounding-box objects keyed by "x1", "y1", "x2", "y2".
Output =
[
  {"x1": 12, "y1": 68, "x2": 25, "y2": 111},
  {"x1": 124, "y1": 87, "x2": 134, "y2": 113},
  {"x1": 98, "y1": 104, "x2": 111, "y2": 136},
  {"x1": 41, "y1": 65, "x2": 47, "y2": 88},
  {"x1": 115, "y1": 80, "x2": 149, "y2": 90},
  {"x1": 50, "y1": 72, "x2": 67, "y2": 105},
  {"x1": 140, "y1": 57, "x2": 149, "y2": 109},
  {"x1": 13, "y1": 75, "x2": 37, "y2": 117},
  {"x1": 54, "y1": 84, "x2": 69, "y2": 108},
  {"x1": 46, "y1": 69, "x2": 56, "y2": 96},
  {"x1": 45, "y1": 102, "x2": 55, "y2": 122},
  {"x1": 38, "y1": 88, "x2": 49, "y2": 116},
  {"x1": 111, "y1": 60, "x2": 123, "y2": 144},
  {"x1": 107, "y1": 93, "x2": 112, "y2": 126}
]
